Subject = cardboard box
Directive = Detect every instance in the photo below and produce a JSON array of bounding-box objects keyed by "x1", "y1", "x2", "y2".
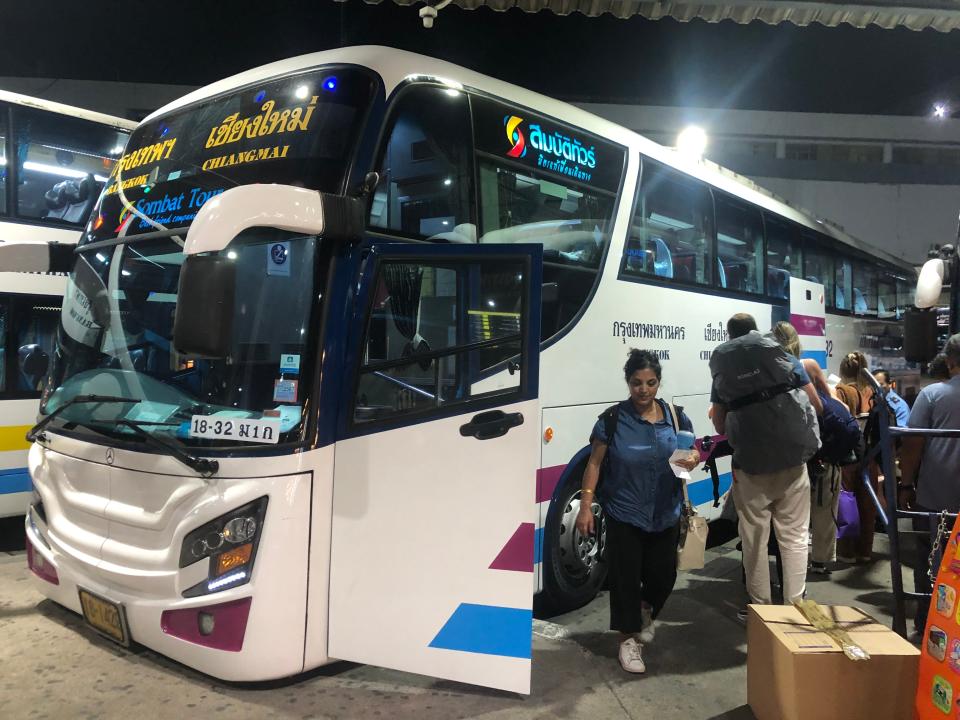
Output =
[{"x1": 747, "y1": 604, "x2": 919, "y2": 720}]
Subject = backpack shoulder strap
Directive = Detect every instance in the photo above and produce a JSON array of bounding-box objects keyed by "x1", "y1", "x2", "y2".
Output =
[{"x1": 596, "y1": 403, "x2": 620, "y2": 446}]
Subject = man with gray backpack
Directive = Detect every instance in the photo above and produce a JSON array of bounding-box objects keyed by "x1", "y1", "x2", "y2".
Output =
[{"x1": 709, "y1": 313, "x2": 822, "y2": 620}]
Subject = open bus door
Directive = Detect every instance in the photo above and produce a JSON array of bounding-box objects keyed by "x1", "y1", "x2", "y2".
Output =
[{"x1": 328, "y1": 242, "x2": 542, "y2": 694}]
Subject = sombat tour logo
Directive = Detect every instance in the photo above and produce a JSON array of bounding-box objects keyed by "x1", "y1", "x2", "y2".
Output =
[
  {"x1": 502, "y1": 114, "x2": 597, "y2": 182},
  {"x1": 504, "y1": 115, "x2": 527, "y2": 158}
]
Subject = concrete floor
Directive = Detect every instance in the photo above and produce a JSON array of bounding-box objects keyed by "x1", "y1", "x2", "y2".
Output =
[{"x1": 0, "y1": 518, "x2": 914, "y2": 720}]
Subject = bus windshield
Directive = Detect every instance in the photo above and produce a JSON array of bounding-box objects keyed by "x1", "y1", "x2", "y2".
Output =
[{"x1": 42, "y1": 67, "x2": 376, "y2": 450}]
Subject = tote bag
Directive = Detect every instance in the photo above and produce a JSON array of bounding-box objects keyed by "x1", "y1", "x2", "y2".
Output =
[
  {"x1": 666, "y1": 404, "x2": 709, "y2": 570},
  {"x1": 836, "y1": 488, "x2": 860, "y2": 539}
]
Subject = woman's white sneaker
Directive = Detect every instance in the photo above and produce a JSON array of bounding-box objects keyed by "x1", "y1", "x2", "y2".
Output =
[{"x1": 618, "y1": 637, "x2": 646, "y2": 674}]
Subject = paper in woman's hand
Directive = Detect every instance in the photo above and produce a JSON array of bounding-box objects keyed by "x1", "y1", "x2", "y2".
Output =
[{"x1": 669, "y1": 449, "x2": 693, "y2": 479}]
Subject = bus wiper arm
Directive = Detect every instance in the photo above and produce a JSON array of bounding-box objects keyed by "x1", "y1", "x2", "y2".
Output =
[
  {"x1": 27, "y1": 395, "x2": 141, "y2": 443},
  {"x1": 116, "y1": 419, "x2": 219, "y2": 478}
]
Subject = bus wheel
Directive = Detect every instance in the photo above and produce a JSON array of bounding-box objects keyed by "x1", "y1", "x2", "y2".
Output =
[{"x1": 540, "y1": 470, "x2": 607, "y2": 615}]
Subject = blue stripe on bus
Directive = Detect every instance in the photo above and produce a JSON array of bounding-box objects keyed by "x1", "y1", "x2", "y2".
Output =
[
  {"x1": 534, "y1": 526, "x2": 543, "y2": 564},
  {"x1": 0, "y1": 468, "x2": 32, "y2": 494},
  {"x1": 429, "y1": 603, "x2": 532, "y2": 659},
  {"x1": 687, "y1": 471, "x2": 733, "y2": 507},
  {"x1": 801, "y1": 350, "x2": 828, "y2": 369}
]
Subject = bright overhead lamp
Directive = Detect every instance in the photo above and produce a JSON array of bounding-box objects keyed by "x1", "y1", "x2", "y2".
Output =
[{"x1": 676, "y1": 126, "x2": 708, "y2": 159}]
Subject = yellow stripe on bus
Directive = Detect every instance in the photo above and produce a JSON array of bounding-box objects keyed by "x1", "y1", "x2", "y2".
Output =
[
  {"x1": 466, "y1": 310, "x2": 521, "y2": 318},
  {"x1": 0, "y1": 426, "x2": 32, "y2": 452}
]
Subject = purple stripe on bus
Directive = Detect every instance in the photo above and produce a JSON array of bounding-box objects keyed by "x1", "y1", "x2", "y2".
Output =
[
  {"x1": 489, "y1": 522, "x2": 534, "y2": 573},
  {"x1": 790, "y1": 313, "x2": 826, "y2": 337},
  {"x1": 160, "y1": 597, "x2": 252, "y2": 652},
  {"x1": 536, "y1": 465, "x2": 564, "y2": 503}
]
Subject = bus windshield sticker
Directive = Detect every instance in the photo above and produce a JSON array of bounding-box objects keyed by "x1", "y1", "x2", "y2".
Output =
[
  {"x1": 273, "y1": 379, "x2": 298, "y2": 404},
  {"x1": 267, "y1": 242, "x2": 291, "y2": 276},
  {"x1": 280, "y1": 353, "x2": 300, "y2": 375},
  {"x1": 189, "y1": 416, "x2": 281, "y2": 444}
]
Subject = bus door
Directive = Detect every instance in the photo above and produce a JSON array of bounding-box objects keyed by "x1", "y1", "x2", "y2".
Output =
[
  {"x1": 328, "y1": 242, "x2": 542, "y2": 694},
  {"x1": 788, "y1": 276, "x2": 828, "y2": 369}
]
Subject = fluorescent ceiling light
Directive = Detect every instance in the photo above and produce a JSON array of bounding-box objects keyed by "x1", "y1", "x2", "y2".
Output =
[{"x1": 24, "y1": 161, "x2": 107, "y2": 182}]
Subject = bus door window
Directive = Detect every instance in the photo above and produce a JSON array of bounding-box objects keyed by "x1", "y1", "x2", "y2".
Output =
[
  {"x1": 14, "y1": 297, "x2": 59, "y2": 392},
  {"x1": 12, "y1": 106, "x2": 125, "y2": 225},
  {"x1": 622, "y1": 161, "x2": 713, "y2": 286},
  {"x1": 354, "y1": 258, "x2": 525, "y2": 423},
  {"x1": 368, "y1": 85, "x2": 475, "y2": 241},
  {"x1": 803, "y1": 236, "x2": 835, "y2": 309},
  {"x1": 853, "y1": 259, "x2": 878, "y2": 316},
  {"x1": 835, "y1": 254, "x2": 853, "y2": 310},
  {"x1": 716, "y1": 197, "x2": 764, "y2": 295},
  {"x1": 764, "y1": 214, "x2": 803, "y2": 300}
]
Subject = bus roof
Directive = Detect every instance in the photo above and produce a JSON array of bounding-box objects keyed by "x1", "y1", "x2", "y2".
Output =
[
  {"x1": 144, "y1": 45, "x2": 915, "y2": 276},
  {"x1": 0, "y1": 89, "x2": 138, "y2": 132}
]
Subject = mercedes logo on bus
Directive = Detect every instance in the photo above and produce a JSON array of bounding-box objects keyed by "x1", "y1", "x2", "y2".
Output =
[{"x1": 105, "y1": 448, "x2": 115, "y2": 465}]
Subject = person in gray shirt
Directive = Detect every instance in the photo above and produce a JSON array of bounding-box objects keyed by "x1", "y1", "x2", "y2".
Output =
[{"x1": 901, "y1": 333, "x2": 960, "y2": 634}]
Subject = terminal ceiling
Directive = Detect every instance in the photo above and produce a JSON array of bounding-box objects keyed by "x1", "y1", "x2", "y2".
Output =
[{"x1": 368, "y1": 0, "x2": 960, "y2": 31}]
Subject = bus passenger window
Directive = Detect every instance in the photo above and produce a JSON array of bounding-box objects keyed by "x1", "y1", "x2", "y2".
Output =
[
  {"x1": 896, "y1": 277, "x2": 914, "y2": 319},
  {"x1": 0, "y1": 301, "x2": 7, "y2": 392},
  {"x1": 878, "y1": 273, "x2": 897, "y2": 319},
  {"x1": 853, "y1": 260, "x2": 878, "y2": 316},
  {"x1": 476, "y1": 160, "x2": 615, "y2": 340},
  {"x1": 716, "y1": 198, "x2": 763, "y2": 295},
  {"x1": 354, "y1": 259, "x2": 525, "y2": 424},
  {"x1": 803, "y1": 237, "x2": 835, "y2": 309},
  {"x1": 835, "y1": 256, "x2": 853, "y2": 310},
  {"x1": 368, "y1": 86, "x2": 474, "y2": 241},
  {"x1": 623, "y1": 164, "x2": 713, "y2": 286},
  {"x1": 764, "y1": 215, "x2": 803, "y2": 300},
  {"x1": 0, "y1": 112, "x2": 6, "y2": 215},
  {"x1": 13, "y1": 106, "x2": 125, "y2": 225}
]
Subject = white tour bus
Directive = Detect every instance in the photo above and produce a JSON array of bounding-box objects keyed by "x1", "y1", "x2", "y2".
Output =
[
  {"x1": 0, "y1": 91, "x2": 134, "y2": 518},
  {"x1": 24, "y1": 47, "x2": 914, "y2": 693}
]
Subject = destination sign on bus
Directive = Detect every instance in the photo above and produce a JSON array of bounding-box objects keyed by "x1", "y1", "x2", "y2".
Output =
[{"x1": 84, "y1": 68, "x2": 376, "y2": 247}]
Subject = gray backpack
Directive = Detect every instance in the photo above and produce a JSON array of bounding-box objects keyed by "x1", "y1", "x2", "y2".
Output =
[{"x1": 709, "y1": 332, "x2": 820, "y2": 474}]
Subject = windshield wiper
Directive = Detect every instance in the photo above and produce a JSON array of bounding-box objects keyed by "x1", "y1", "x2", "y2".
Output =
[
  {"x1": 117, "y1": 419, "x2": 219, "y2": 478},
  {"x1": 27, "y1": 395, "x2": 141, "y2": 443}
]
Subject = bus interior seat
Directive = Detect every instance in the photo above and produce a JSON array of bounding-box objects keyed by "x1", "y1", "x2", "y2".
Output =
[
  {"x1": 673, "y1": 255, "x2": 694, "y2": 281},
  {"x1": 43, "y1": 173, "x2": 97, "y2": 224},
  {"x1": 853, "y1": 288, "x2": 868, "y2": 314},
  {"x1": 428, "y1": 223, "x2": 477, "y2": 244},
  {"x1": 768, "y1": 267, "x2": 790, "y2": 298},
  {"x1": 651, "y1": 237, "x2": 673, "y2": 278}
]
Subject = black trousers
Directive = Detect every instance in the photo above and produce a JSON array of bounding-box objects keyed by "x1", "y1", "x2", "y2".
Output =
[{"x1": 606, "y1": 515, "x2": 680, "y2": 634}]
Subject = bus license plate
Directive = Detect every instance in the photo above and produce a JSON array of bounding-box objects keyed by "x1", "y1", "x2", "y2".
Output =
[{"x1": 78, "y1": 589, "x2": 129, "y2": 646}]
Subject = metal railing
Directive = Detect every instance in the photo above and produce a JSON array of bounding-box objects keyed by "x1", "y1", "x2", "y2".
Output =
[{"x1": 859, "y1": 371, "x2": 959, "y2": 637}]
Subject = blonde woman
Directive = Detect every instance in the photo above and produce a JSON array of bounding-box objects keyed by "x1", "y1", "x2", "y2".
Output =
[{"x1": 836, "y1": 351, "x2": 879, "y2": 563}]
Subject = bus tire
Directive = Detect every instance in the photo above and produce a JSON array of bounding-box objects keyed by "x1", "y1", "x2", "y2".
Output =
[{"x1": 539, "y1": 465, "x2": 607, "y2": 615}]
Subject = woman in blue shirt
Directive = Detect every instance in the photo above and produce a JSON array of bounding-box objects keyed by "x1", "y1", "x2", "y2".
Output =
[{"x1": 576, "y1": 349, "x2": 699, "y2": 674}]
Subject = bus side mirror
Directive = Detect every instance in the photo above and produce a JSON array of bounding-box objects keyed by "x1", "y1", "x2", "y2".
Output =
[{"x1": 173, "y1": 255, "x2": 235, "y2": 358}]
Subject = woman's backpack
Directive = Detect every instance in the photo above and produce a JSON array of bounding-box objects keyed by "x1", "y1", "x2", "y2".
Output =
[{"x1": 816, "y1": 392, "x2": 863, "y2": 465}]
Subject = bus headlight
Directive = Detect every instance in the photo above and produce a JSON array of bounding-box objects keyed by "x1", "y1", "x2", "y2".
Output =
[{"x1": 179, "y1": 496, "x2": 268, "y2": 598}]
